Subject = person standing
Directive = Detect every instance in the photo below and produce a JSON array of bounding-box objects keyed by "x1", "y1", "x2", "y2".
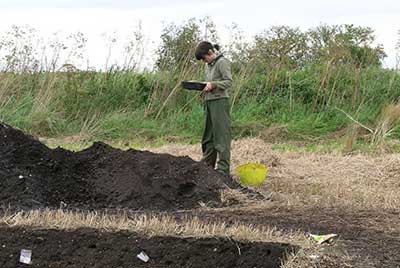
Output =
[{"x1": 195, "y1": 41, "x2": 232, "y2": 176}]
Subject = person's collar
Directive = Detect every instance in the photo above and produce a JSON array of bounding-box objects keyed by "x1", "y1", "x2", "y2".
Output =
[{"x1": 207, "y1": 54, "x2": 223, "y2": 66}]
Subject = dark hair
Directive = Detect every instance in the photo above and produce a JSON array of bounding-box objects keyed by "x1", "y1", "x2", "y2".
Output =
[{"x1": 195, "y1": 41, "x2": 220, "y2": 60}]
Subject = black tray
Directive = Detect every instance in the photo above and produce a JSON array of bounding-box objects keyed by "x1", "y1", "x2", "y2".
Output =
[{"x1": 181, "y1": 81, "x2": 206, "y2": 91}]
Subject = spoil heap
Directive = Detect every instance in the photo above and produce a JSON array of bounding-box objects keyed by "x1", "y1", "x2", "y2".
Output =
[{"x1": 0, "y1": 122, "x2": 233, "y2": 210}]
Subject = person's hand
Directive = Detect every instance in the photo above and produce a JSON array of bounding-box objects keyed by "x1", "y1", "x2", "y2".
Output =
[{"x1": 203, "y1": 82, "x2": 214, "y2": 92}]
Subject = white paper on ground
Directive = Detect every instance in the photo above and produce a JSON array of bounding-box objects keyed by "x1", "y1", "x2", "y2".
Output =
[
  {"x1": 19, "y1": 249, "x2": 32, "y2": 264},
  {"x1": 137, "y1": 251, "x2": 150, "y2": 262}
]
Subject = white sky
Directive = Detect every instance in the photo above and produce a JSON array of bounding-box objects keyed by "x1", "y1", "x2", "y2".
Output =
[{"x1": 0, "y1": 0, "x2": 399, "y2": 69}]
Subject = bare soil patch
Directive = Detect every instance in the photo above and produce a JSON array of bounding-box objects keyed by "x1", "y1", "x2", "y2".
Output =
[
  {"x1": 174, "y1": 205, "x2": 400, "y2": 267},
  {"x1": 0, "y1": 226, "x2": 296, "y2": 268}
]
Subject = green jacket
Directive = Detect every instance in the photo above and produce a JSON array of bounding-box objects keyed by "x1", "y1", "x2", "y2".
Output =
[{"x1": 204, "y1": 55, "x2": 232, "y2": 101}]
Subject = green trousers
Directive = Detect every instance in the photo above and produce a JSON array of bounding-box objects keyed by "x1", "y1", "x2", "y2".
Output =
[{"x1": 201, "y1": 98, "x2": 231, "y2": 175}]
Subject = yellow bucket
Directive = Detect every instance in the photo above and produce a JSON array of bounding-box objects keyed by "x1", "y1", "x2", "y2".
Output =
[{"x1": 236, "y1": 163, "x2": 268, "y2": 187}]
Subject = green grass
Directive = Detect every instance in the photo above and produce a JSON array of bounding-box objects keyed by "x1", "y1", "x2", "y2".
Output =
[{"x1": 1, "y1": 64, "x2": 400, "y2": 154}]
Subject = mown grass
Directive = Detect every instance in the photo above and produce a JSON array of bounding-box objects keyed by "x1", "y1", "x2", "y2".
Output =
[{"x1": 152, "y1": 137, "x2": 400, "y2": 209}]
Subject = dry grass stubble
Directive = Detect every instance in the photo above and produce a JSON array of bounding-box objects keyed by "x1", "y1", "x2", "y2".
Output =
[
  {"x1": 151, "y1": 138, "x2": 400, "y2": 209},
  {"x1": 1, "y1": 209, "x2": 326, "y2": 267},
  {"x1": 1, "y1": 209, "x2": 307, "y2": 245}
]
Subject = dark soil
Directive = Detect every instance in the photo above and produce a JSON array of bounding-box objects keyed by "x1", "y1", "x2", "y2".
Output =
[
  {"x1": 177, "y1": 205, "x2": 400, "y2": 268},
  {"x1": 0, "y1": 226, "x2": 297, "y2": 268},
  {"x1": 0, "y1": 122, "x2": 233, "y2": 211}
]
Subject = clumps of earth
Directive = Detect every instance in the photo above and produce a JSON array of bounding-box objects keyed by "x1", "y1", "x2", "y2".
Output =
[
  {"x1": 0, "y1": 227, "x2": 294, "y2": 268},
  {"x1": 0, "y1": 122, "x2": 235, "y2": 211}
]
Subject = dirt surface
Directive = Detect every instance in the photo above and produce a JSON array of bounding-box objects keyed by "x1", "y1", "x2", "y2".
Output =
[
  {"x1": 175, "y1": 205, "x2": 400, "y2": 268},
  {"x1": 0, "y1": 122, "x2": 233, "y2": 210},
  {"x1": 2, "y1": 123, "x2": 400, "y2": 267},
  {"x1": 0, "y1": 226, "x2": 296, "y2": 268}
]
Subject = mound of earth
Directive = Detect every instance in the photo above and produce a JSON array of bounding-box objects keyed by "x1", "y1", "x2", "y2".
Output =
[
  {"x1": 0, "y1": 122, "x2": 234, "y2": 210},
  {"x1": 0, "y1": 227, "x2": 296, "y2": 268}
]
